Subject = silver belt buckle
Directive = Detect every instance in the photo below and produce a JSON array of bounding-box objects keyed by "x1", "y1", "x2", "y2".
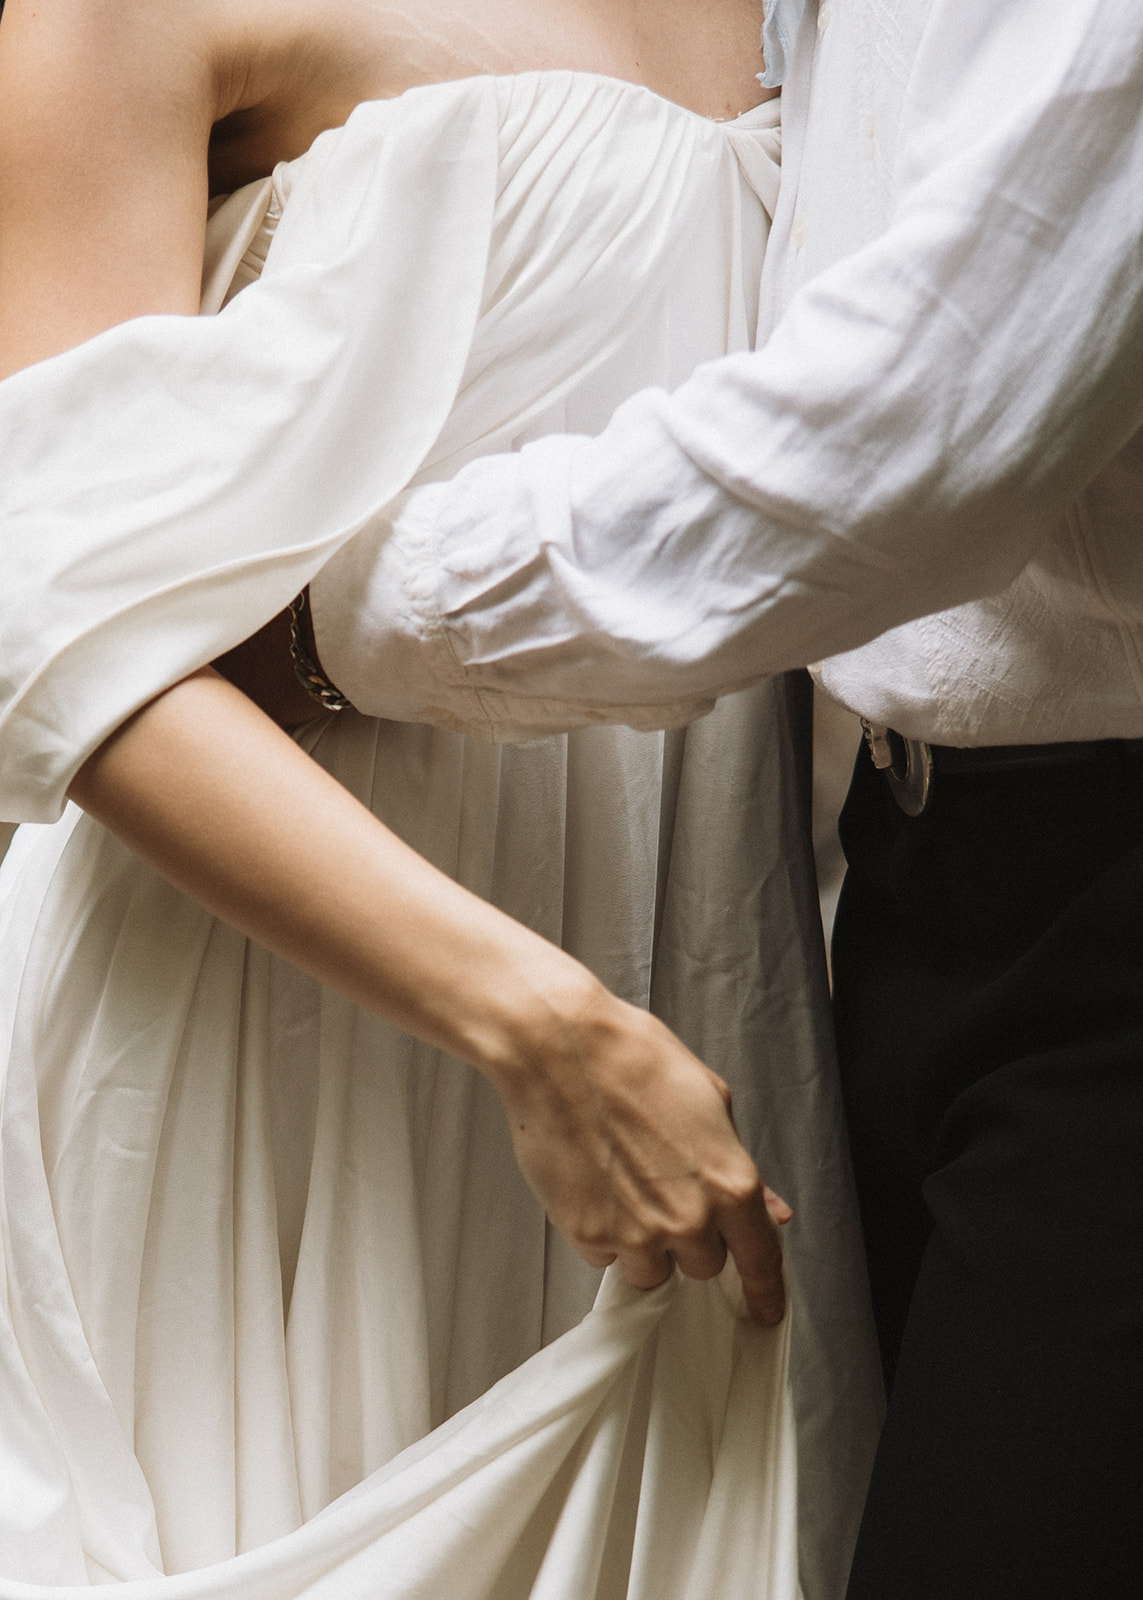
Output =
[{"x1": 861, "y1": 720, "x2": 933, "y2": 817}]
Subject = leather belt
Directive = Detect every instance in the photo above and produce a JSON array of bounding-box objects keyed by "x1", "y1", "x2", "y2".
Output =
[{"x1": 860, "y1": 720, "x2": 1143, "y2": 817}]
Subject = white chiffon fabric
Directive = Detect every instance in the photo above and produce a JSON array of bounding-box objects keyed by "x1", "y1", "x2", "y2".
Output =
[{"x1": 0, "y1": 74, "x2": 880, "y2": 1598}]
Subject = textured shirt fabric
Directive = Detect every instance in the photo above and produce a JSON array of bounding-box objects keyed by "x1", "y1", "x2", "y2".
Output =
[{"x1": 313, "y1": 0, "x2": 1143, "y2": 748}]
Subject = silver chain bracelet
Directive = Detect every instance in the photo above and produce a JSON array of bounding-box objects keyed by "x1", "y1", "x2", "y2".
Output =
[{"x1": 287, "y1": 589, "x2": 349, "y2": 712}]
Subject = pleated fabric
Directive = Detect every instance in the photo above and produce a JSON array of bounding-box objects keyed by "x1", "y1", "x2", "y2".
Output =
[{"x1": 0, "y1": 73, "x2": 880, "y2": 1598}]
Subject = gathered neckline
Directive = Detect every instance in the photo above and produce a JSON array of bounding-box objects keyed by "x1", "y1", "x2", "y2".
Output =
[{"x1": 367, "y1": 68, "x2": 779, "y2": 134}]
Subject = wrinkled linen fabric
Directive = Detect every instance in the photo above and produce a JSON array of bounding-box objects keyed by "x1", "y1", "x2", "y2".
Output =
[
  {"x1": 313, "y1": 0, "x2": 1143, "y2": 750},
  {"x1": 0, "y1": 73, "x2": 879, "y2": 1598}
]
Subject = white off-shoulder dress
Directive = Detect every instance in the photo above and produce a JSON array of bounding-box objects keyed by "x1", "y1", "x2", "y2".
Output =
[{"x1": 0, "y1": 73, "x2": 880, "y2": 1600}]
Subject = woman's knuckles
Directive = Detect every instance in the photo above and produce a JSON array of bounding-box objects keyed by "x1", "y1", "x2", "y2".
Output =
[{"x1": 707, "y1": 1158, "x2": 763, "y2": 1209}]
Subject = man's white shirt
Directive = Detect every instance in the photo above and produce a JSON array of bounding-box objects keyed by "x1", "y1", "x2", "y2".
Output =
[{"x1": 312, "y1": 0, "x2": 1143, "y2": 748}]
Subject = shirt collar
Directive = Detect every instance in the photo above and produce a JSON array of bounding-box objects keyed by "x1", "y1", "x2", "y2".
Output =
[{"x1": 760, "y1": 0, "x2": 807, "y2": 87}]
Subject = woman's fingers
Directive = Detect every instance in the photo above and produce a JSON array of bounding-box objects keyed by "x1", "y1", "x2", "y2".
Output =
[
  {"x1": 666, "y1": 1227, "x2": 728, "y2": 1283},
  {"x1": 622, "y1": 1184, "x2": 788, "y2": 1324},
  {"x1": 616, "y1": 1246, "x2": 675, "y2": 1290},
  {"x1": 664, "y1": 1162, "x2": 786, "y2": 1324},
  {"x1": 717, "y1": 1186, "x2": 787, "y2": 1324},
  {"x1": 614, "y1": 1194, "x2": 785, "y2": 1325}
]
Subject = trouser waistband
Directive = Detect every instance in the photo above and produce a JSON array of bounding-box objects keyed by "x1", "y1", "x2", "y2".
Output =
[{"x1": 860, "y1": 720, "x2": 1143, "y2": 816}]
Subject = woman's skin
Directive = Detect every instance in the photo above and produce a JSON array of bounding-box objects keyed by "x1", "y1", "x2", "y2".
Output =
[{"x1": 0, "y1": 0, "x2": 790, "y2": 1322}]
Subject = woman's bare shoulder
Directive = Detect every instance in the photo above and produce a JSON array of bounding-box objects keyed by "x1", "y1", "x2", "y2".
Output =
[
  {"x1": 0, "y1": 0, "x2": 407, "y2": 373},
  {"x1": 0, "y1": 0, "x2": 222, "y2": 126},
  {"x1": 0, "y1": 0, "x2": 226, "y2": 374}
]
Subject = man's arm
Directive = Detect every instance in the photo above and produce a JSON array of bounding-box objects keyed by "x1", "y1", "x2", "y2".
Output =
[{"x1": 311, "y1": 0, "x2": 1143, "y2": 734}]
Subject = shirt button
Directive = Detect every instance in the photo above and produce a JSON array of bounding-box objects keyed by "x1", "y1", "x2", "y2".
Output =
[
  {"x1": 818, "y1": 2, "x2": 831, "y2": 30},
  {"x1": 791, "y1": 218, "x2": 808, "y2": 249}
]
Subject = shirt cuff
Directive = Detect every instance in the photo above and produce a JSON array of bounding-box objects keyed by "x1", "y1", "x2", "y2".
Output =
[{"x1": 308, "y1": 443, "x2": 720, "y2": 742}]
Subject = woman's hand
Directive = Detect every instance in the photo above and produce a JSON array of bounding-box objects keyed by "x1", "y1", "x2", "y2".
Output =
[{"x1": 493, "y1": 980, "x2": 791, "y2": 1325}]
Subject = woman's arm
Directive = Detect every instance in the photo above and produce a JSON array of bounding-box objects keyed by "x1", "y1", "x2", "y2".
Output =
[
  {"x1": 70, "y1": 671, "x2": 789, "y2": 1323},
  {"x1": 0, "y1": 0, "x2": 217, "y2": 377}
]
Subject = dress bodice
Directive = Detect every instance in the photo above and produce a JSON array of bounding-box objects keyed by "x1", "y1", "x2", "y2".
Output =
[{"x1": 202, "y1": 74, "x2": 780, "y2": 314}]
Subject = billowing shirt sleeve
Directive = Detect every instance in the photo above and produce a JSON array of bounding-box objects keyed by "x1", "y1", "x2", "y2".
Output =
[{"x1": 312, "y1": 0, "x2": 1143, "y2": 740}]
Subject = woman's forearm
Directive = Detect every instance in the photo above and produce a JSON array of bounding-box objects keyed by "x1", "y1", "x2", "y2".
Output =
[
  {"x1": 69, "y1": 669, "x2": 789, "y2": 1323},
  {"x1": 70, "y1": 668, "x2": 589, "y2": 1070}
]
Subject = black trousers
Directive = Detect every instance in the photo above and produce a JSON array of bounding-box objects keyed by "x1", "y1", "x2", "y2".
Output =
[{"x1": 833, "y1": 743, "x2": 1143, "y2": 1599}]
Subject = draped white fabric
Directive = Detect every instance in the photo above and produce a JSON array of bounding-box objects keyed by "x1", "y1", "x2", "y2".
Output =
[
  {"x1": 0, "y1": 73, "x2": 880, "y2": 1598},
  {"x1": 0, "y1": 73, "x2": 780, "y2": 823}
]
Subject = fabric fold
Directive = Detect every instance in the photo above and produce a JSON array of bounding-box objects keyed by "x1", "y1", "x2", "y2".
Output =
[{"x1": 0, "y1": 1270, "x2": 796, "y2": 1600}]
